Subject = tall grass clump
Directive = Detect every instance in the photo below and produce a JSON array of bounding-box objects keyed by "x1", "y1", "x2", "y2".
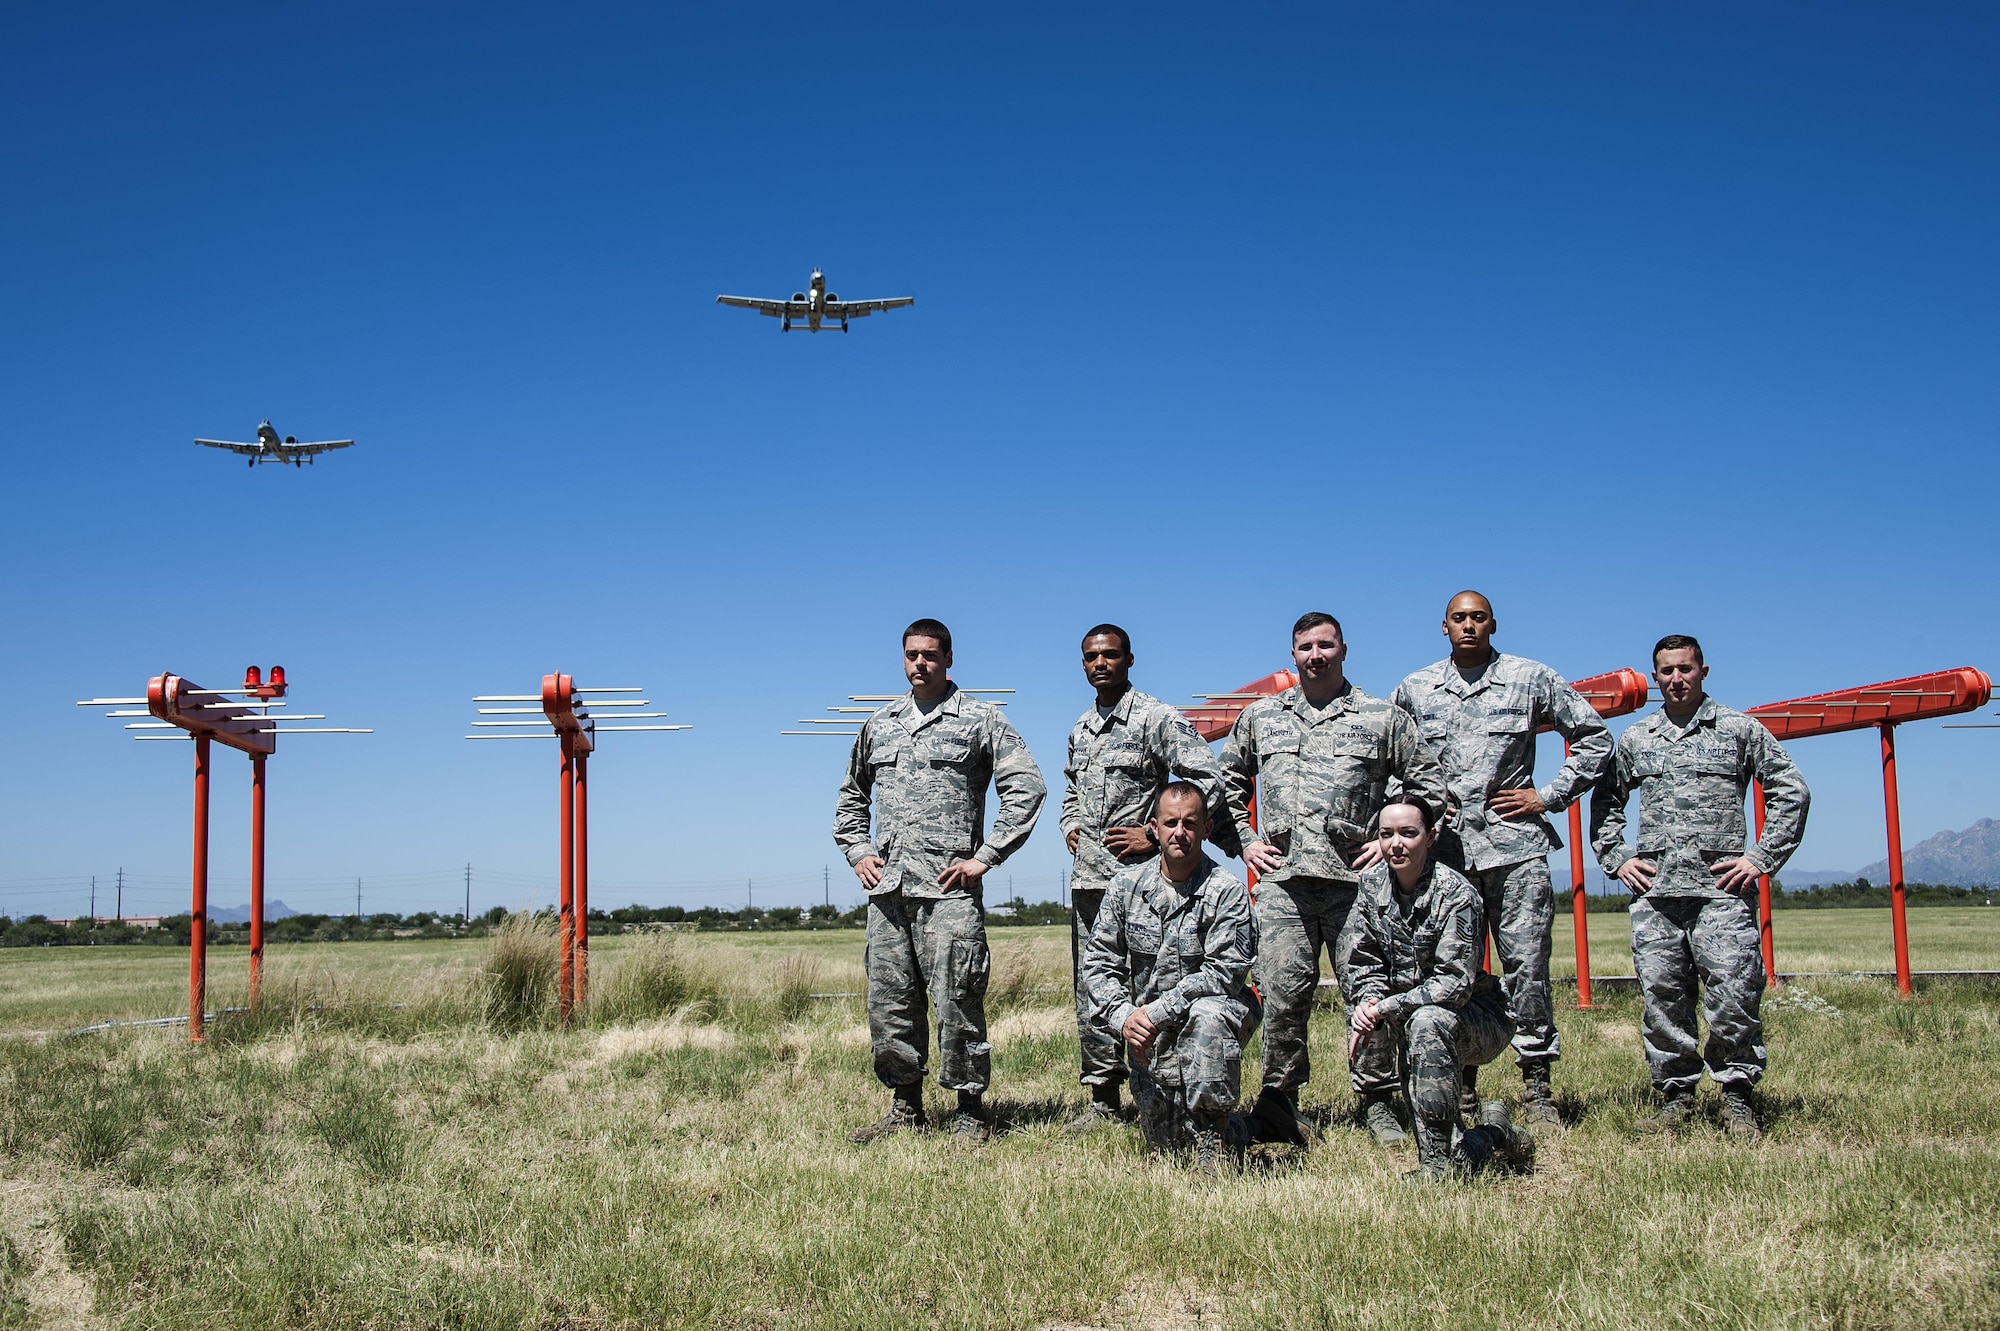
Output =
[
  {"x1": 774, "y1": 951, "x2": 824, "y2": 1023},
  {"x1": 482, "y1": 912, "x2": 559, "y2": 1027},
  {"x1": 987, "y1": 942, "x2": 1036, "y2": 1011},
  {"x1": 598, "y1": 932, "x2": 722, "y2": 1022}
]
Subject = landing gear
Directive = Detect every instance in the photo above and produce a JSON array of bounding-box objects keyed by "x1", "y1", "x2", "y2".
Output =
[
  {"x1": 782, "y1": 318, "x2": 791, "y2": 332},
  {"x1": 247, "y1": 458, "x2": 254, "y2": 469}
]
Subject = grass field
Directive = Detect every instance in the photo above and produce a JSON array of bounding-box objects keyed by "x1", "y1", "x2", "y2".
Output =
[{"x1": 1, "y1": 911, "x2": 1996, "y2": 1328}]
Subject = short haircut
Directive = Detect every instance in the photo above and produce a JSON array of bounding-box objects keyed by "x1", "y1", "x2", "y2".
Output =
[
  {"x1": 1291, "y1": 611, "x2": 1343, "y2": 642},
  {"x1": 1653, "y1": 633, "x2": 1704, "y2": 666},
  {"x1": 1378, "y1": 794, "x2": 1435, "y2": 833},
  {"x1": 1156, "y1": 781, "x2": 1208, "y2": 817},
  {"x1": 902, "y1": 618, "x2": 952, "y2": 653},
  {"x1": 1447, "y1": 590, "x2": 1494, "y2": 615},
  {"x1": 1081, "y1": 623, "x2": 1132, "y2": 654}
]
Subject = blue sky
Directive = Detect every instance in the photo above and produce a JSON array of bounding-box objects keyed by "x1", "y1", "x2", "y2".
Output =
[{"x1": 3, "y1": 5, "x2": 1996, "y2": 921}]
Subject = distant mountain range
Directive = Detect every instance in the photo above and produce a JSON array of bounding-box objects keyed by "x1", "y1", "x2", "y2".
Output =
[
  {"x1": 1780, "y1": 818, "x2": 2000, "y2": 888},
  {"x1": 210, "y1": 900, "x2": 301, "y2": 924}
]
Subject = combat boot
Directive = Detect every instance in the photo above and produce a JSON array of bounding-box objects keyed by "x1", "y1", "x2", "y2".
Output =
[
  {"x1": 1190, "y1": 1114, "x2": 1227, "y2": 1177},
  {"x1": 1361, "y1": 1092, "x2": 1410, "y2": 1148},
  {"x1": 950, "y1": 1091, "x2": 991, "y2": 1144},
  {"x1": 1458, "y1": 1064, "x2": 1479, "y2": 1120},
  {"x1": 1720, "y1": 1088, "x2": 1762, "y2": 1142},
  {"x1": 848, "y1": 1096, "x2": 926, "y2": 1144},
  {"x1": 1521, "y1": 1062, "x2": 1561, "y2": 1127},
  {"x1": 1478, "y1": 1100, "x2": 1537, "y2": 1174},
  {"x1": 1063, "y1": 1084, "x2": 1122, "y2": 1136},
  {"x1": 1634, "y1": 1090, "x2": 1697, "y2": 1135},
  {"x1": 1404, "y1": 1115, "x2": 1454, "y2": 1184},
  {"x1": 1248, "y1": 1087, "x2": 1308, "y2": 1148}
]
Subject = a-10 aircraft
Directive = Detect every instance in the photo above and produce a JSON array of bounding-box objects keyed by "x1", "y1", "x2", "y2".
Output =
[
  {"x1": 716, "y1": 269, "x2": 913, "y2": 333},
  {"x1": 195, "y1": 421, "x2": 356, "y2": 468}
]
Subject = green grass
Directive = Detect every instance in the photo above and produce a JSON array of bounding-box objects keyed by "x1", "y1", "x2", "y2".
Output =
[{"x1": 0, "y1": 918, "x2": 1995, "y2": 1328}]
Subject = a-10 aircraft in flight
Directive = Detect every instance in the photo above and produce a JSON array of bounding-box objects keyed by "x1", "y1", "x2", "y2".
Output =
[
  {"x1": 195, "y1": 421, "x2": 356, "y2": 468},
  {"x1": 716, "y1": 269, "x2": 913, "y2": 333}
]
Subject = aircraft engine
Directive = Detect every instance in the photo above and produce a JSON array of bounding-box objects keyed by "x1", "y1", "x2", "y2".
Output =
[
  {"x1": 792, "y1": 292, "x2": 807, "y2": 302},
  {"x1": 284, "y1": 435, "x2": 298, "y2": 444},
  {"x1": 825, "y1": 293, "x2": 838, "y2": 302}
]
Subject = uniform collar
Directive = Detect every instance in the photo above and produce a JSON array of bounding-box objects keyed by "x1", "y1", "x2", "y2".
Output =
[
  {"x1": 1650, "y1": 694, "x2": 1719, "y2": 735},
  {"x1": 892, "y1": 682, "x2": 962, "y2": 734},
  {"x1": 1142, "y1": 854, "x2": 1213, "y2": 915},
  {"x1": 1280, "y1": 681, "x2": 1355, "y2": 722},
  {"x1": 1441, "y1": 651, "x2": 1503, "y2": 697},
  {"x1": 1088, "y1": 685, "x2": 1140, "y2": 734}
]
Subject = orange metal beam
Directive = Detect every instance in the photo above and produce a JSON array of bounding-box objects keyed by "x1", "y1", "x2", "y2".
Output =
[{"x1": 1747, "y1": 667, "x2": 1991, "y2": 740}]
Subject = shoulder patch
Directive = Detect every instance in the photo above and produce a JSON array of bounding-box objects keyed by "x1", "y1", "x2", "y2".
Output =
[{"x1": 1174, "y1": 718, "x2": 1202, "y2": 740}]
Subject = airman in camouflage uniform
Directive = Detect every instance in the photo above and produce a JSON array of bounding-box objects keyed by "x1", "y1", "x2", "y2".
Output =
[
  {"x1": 1062, "y1": 625, "x2": 1236, "y2": 1131},
  {"x1": 1343, "y1": 795, "x2": 1534, "y2": 1181},
  {"x1": 1590, "y1": 634, "x2": 1808, "y2": 1140},
  {"x1": 835, "y1": 620, "x2": 1046, "y2": 1144},
  {"x1": 1082, "y1": 782, "x2": 1259, "y2": 1172},
  {"x1": 1220, "y1": 613, "x2": 1448, "y2": 1145},
  {"x1": 1391, "y1": 591, "x2": 1611, "y2": 1121}
]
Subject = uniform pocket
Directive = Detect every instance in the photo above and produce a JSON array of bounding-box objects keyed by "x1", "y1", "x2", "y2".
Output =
[
  {"x1": 1125, "y1": 920, "x2": 1164, "y2": 956},
  {"x1": 949, "y1": 936, "x2": 990, "y2": 1002}
]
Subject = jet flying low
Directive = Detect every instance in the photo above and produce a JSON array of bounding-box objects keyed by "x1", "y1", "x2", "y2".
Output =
[
  {"x1": 716, "y1": 269, "x2": 913, "y2": 333},
  {"x1": 195, "y1": 421, "x2": 355, "y2": 468}
]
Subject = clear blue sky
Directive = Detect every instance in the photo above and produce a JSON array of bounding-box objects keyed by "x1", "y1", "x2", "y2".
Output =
[{"x1": 4, "y1": 5, "x2": 1996, "y2": 922}]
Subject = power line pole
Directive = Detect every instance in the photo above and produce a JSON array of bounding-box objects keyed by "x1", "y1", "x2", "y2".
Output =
[
  {"x1": 355, "y1": 877, "x2": 362, "y2": 921},
  {"x1": 464, "y1": 862, "x2": 472, "y2": 928},
  {"x1": 823, "y1": 865, "x2": 829, "y2": 907},
  {"x1": 115, "y1": 867, "x2": 123, "y2": 922},
  {"x1": 90, "y1": 875, "x2": 96, "y2": 924},
  {"x1": 747, "y1": 878, "x2": 754, "y2": 911}
]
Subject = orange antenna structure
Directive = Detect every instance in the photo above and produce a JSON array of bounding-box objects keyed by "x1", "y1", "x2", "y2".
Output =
[
  {"x1": 467, "y1": 675, "x2": 689, "y2": 1021},
  {"x1": 77, "y1": 667, "x2": 371, "y2": 1040},
  {"x1": 1747, "y1": 667, "x2": 1992, "y2": 997}
]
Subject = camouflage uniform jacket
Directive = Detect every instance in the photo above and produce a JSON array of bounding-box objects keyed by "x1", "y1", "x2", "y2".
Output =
[
  {"x1": 1218, "y1": 683, "x2": 1448, "y2": 885},
  {"x1": 1391, "y1": 652, "x2": 1613, "y2": 871},
  {"x1": 1062, "y1": 686, "x2": 1238, "y2": 894},
  {"x1": 1342, "y1": 860, "x2": 1503, "y2": 1021},
  {"x1": 1590, "y1": 695, "x2": 1809, "y2": 900},
  {"x1": 833, "y1": 684, "x2": 1047, "y2": 900},
  {"x1": 1083, "y1": 855, "x2": 1257, "y2": 1035}
]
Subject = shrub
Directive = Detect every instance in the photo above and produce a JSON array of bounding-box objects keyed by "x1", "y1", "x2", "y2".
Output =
[{"x1": 482, "y1": 912, "x2": 558, "y2": 1027}]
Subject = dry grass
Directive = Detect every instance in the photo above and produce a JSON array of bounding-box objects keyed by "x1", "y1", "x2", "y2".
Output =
[{"x1": 0, "y1": 921, "x2": 1996, "y2": 1328}]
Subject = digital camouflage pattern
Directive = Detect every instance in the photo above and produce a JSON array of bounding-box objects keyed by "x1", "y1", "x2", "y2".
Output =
[
  {"x1": 1062, "y1": 686, "x2": 1234, "y2": 1089},
  {"x1": 1341, "y1": 860, "x2": 1512, "y2": 1161},
  {"x1": 864, "y1": 890, "x2": 991, "y2": 1092},
  {"x1": 1588, "y1": 694, "x2": 1810, "y2": 900},
  {"x1": 1629, "y1": 893, "x2": 1768, "y2": 1092},
  {"x1": 1248, "y1": 877, "x2": 1379, "y2": 1096},
  {"x1": 1461, "y1": 857, "x2": 1560, "y2": 1065},
  {"x1": 1590, "y1": 694, "x2": 1808, "y2": 1094},
  {"x1": 834, "y1": 683, "x2": 1047, "y2": 901},
  {"x1": 1219, "y1": 683, "x2": 1448, "y2": 885},
  {"x1": 1062, "y1": 686, "x2": 1236, "y2": 894},
  {"x1": 1082, "y1": 855, "x2": 1260, "y2": 1149},
  {"x1": 1391, "y1": 652, "x2": 1613, "y2": 873}
]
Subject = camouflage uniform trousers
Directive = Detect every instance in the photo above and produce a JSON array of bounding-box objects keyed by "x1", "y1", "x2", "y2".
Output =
[
  {"x1": 1357, "y1": 997, "x2": 1512, "y2": 1163},
  {"x1": 1253, "y1": 877, "x2": 1394, "y2": 1096},
  {"x1": 1070, "y1": 889, "x2": 1127, "y2": 1088},
  {"x1": 1630, "y1": 893, "x2": 1766, "y2": 1094},
  {"x1": 864, "y1": 889, "x2": 992, "y2": 1093},
  {"x1": 1450, "y1": 852, "x2": 1560, "y2": 1067},
  {"x1": 1132, "y1": 994, "x2": 1260, "y2": 1153}
]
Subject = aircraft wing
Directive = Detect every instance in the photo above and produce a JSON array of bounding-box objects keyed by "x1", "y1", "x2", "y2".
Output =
[
  {"x1": 826, "y1": 297, "x2": 914, "y2": 318},
  {"x1": 716, "y1": 295, "x2": 802, "y2": 318},
  {"x1": 286, "y1": 439, "x2": 355, "y2": 454},
  {"x1": 195, "y1": 438, "x2": 262, "y2": 456}
]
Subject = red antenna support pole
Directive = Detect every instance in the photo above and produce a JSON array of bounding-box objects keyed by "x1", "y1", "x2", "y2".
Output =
[
  {"x1": 1547, "y1": 668, "x2": 1649, "y2": 1009},
  {"x1": 1752, "y1": 781, "x2": 1776, "y2": 985},
  {"x1": 189, "y1": 734, "x2": 212, "y2": 1042},
  {"x1": 250, "y1": 753, "x2": 267, "y2": 1009},
  {"x1": 574, "y1": 748, "x2": 590, "y2": 1007},
  {"x1": 1880, "y1": 723, "x2": 1913, "y2": 998},
  {"x1": 558, "y1": 730, "x2": 577, "y2": 1023}
]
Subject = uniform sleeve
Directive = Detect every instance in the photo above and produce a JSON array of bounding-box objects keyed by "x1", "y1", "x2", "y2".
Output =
[
  {"x1": 1145, "y1": 881, "x2": 1255, "y2": 1030},
  {"x1": 1218, "y1": 709, "x2": 1261, "y2": 853},
  {"x1": 1157, "y1": 709, "x2": 1240, "y2": 858},
  {"x1": 1377, "y1": 888, "x2": 1484, "y2": 1018},
  {"x1": 1059, "y1": 723, "x2": 1083, "y2": 839},
  {"x1": 1341, "y1": 893, "x2": 1390, "y2": 1005},
  {"x1": 1390, "y1": 678, "x2": 1419, "y2": 723},
  {"x1": 1385, "y1": 706, "x2": 1449, "y2": 826},
  {"x1": 1537, "y1": 671, "x2": 1615, "y2": 812},
  {"x1": 833, "y1": 728, "x2": 879, "y2": 866},
  {"x1": 1588, "y1": 735, "x2": 1638, "y2": 876},
  {"x1": 1083, "y1": 886, "x2": 1137, "y2": 1032},
  {"x1": 971, "y1": 711, "x2": 1047, "y2": 868},
  {"x1": 1745, "y1": 726, "x2": 1810, "y2": 877}
]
